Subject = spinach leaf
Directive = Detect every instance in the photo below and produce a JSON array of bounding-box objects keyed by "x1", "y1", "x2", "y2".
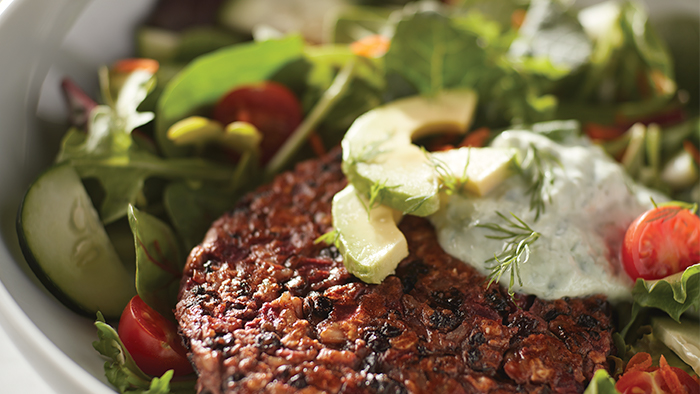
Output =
[
  {"x1": 385, "y1": 11, "x2": 488, "y2": 96},
  {"x1": 128, "y1": 205, "x2": 184, "y2": 319},
  {"x1": 155, "y1": 36, "x2": 305, "y2": 157},
  {"x1": 93, "y1": 313, "x2": 195, "y2": 394},
  {"x1": 164, "y1": 182, "x2": 238, "y2": 251}
]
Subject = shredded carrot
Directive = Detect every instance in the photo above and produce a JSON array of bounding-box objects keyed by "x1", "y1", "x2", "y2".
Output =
[
  {"x1": 350, "y1": 35, "x2": 390, "y2": 58},
  {"x1": 683, "y1": 140, "x2": 700, "y2": 166},
  {"x1": 459, "y1": 127, "x2": 491, "y2": 148},
  {"x1": 112, "y1": 58, "x2": 160, "y2": 74},
  {"x1": 308, "y1": 132, "x2": 326, "y2": 157},
  {"x1": 625, "y1": 352, "x2": 654, "y2": 373},
  {"x1": 511, "y1": 9, "x2": 527, "y2": 30}
]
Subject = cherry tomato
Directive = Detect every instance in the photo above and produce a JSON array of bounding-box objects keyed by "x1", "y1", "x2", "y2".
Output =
[
  {"x1": 118, "y1": 295, "x2": 193, "y2": 377},
  {"x1": 622, "y1": 205, "x2": 700, "y2": 281},
  {"x1": 212, "y1": 81, "x2": 303, "y2": 164}
]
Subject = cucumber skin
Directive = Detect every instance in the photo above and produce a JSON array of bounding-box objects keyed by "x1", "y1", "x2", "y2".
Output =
[
  {"x1": 16, "y1": 191, "x2": 108, "y2": 319},
  {"x1": 15, "y1": 164, "x2": 133, "y2": 320}
]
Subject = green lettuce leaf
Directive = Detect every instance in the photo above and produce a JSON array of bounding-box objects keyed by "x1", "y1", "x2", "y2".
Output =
[
  {"x1": 583, "y1": 370, "x2": 620, "y2": 394},
  {"x1": 634, "y1": 264, "x2": 700, "y2": 320},
  {"x1": 622, "y1": 264, "x2": 700, "y2": 337},
  {"x1": 93, "y1": 313, "x2": 195, "y2": 394},
  {"x1": 155, "y1": 35, "x2": 305, "y2": 157},
  {"x1": 128, "y1": 206, "x2": 184, "y2": 319}
]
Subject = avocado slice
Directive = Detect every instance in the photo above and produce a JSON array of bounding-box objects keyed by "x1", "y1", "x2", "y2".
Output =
[
  {"x1": 332, "y1": 185, "x2": 407, "y2": 284},
  {"x1": 341, "y1": 89, "x2": 477, "y2": 217},
  {"x1": 431, "y1": 147, "x2": 517, "y2": 196}
]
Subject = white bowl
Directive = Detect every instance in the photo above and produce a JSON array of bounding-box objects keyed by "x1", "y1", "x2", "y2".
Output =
[
  {"x1": 0, "y1": 0, "x2": 154, "y2": 392},
  {"x1": 0, "y1": 0, "x2": 697, "y2": 393}
]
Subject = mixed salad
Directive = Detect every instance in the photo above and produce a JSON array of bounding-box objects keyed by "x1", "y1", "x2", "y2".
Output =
[{"x1": 15, "y1": 0, "x2": 700, "y2": 393}]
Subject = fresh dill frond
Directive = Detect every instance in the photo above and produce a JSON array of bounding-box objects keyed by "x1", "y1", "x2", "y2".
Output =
[
  {"x1": 519, "y1": 143, "x2": 561, "y2": 221},
  {"x1": 314, "y1": 229, "x2": 339, "y2": 246},
  {"x1": 403, "y1": 194, "x2": 433, "y2": 214},
  {"x1": 476, "y1": 211, "x2": 541, "y2": 298},
  {"x1": 427, "y1": 148, "x2": 471, "y2": 195},
  {"x1": 358, "y1": 180, "x2": 398, "y2": 219}
]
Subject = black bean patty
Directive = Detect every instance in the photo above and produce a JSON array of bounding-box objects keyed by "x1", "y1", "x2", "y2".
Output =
[{"x1": 176, "y1": 149, "x2": 614, "y2": 394}]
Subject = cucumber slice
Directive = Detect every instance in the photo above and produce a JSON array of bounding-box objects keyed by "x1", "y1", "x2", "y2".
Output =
[{"x1": 17, "y1": 164, "x2": 136, "y2": 319}]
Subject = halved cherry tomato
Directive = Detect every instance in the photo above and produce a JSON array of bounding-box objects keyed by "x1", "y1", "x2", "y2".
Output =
[
  {"x1": 212, "y1": 81, "x2": 303, "y2": 164},
  {"x1": 621, "y1": 205, "x2": 700, "y2": 281},
  {"x1": 118, "y1": 295, "x2": 193, "y2": 377}
]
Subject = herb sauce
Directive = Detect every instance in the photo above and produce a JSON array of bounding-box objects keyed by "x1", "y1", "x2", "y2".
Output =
[{"x1": 430, "y1": 130, "x2": 665, "y2": 302}]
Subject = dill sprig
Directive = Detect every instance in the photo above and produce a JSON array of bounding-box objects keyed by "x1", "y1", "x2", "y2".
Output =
[
  {"x1": 519, "y1": 144, "x2": 561, "y2": 221},
  {"x1": 427, "y1": 148, "x2": 471, "y2": 195},
  {"x1": 314, "y1": 229, "x2": 339, "y2": 246},
  {"x1": 476, "y1": 211, "x2": 541, "y2": 298},
  {"x1": 358, "y1": 180, "x2": 398, "y2": 219}
]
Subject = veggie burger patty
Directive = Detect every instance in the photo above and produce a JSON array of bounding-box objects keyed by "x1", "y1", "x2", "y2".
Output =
[{"x1": 176, "y1": 149, "x2": 614, "y2": 393}]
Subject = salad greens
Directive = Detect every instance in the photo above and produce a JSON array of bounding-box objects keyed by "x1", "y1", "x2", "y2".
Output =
[
  {"x1": 128, "y1": 205, "x2": 184, "y2": 320},
  {"x1": 93, "y1": 313, "x2": 195, "y2": 394},
  {"x1": 17, "y1": 0, "x2": 700, "y2": 392}
]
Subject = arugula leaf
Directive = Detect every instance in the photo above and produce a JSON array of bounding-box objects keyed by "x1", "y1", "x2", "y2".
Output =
[
  {"x1": 128, "y1": 206, "x2": 183, "y2": 320},
  {"x1": 155, "y1": 36, "x2": 305, "y2": 157},
  {"x1": 57, "y1": 69, "x2": 155, "y2": 163},
  {"x1": 59, "y1": 135, "x2": 238, "y2": 223},
  {"x1": 583, "y1": 370, "x2": 620, "y2": 394},
  {"x1": 93, "y1": 313, "x2": 195, "y2": 394}
]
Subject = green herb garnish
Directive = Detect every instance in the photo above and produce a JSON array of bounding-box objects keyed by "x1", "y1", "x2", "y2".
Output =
[
  {"x1": 519, "y1": 143, "x2": 561, "y2": 221},
  {"x1": 428, "y1": 148, "x2": 471, "y2": 196},
  {"x1": 314, "y1": 229, "x2": 339, "y2": 246},
  {"x1": 477, "y1": 211, "x2": 541, "y2": 298}
]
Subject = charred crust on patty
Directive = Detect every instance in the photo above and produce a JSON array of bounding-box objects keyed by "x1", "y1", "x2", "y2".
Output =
[{"x1": 176, "y1": 149, "x2": 614, "y2": 394}]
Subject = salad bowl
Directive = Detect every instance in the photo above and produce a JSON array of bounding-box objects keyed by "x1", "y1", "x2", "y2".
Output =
[
  {"x1": 0, "y1": 0, "x2": 155, "y2": 392},
  {"x1": 0, "y1": 0, "x2": 697, "y2": 393}
]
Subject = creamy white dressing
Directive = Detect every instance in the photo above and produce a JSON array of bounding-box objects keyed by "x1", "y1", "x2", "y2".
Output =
[{"x1": 429, "y1": 130, "x2": 666, "y2": 303}]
